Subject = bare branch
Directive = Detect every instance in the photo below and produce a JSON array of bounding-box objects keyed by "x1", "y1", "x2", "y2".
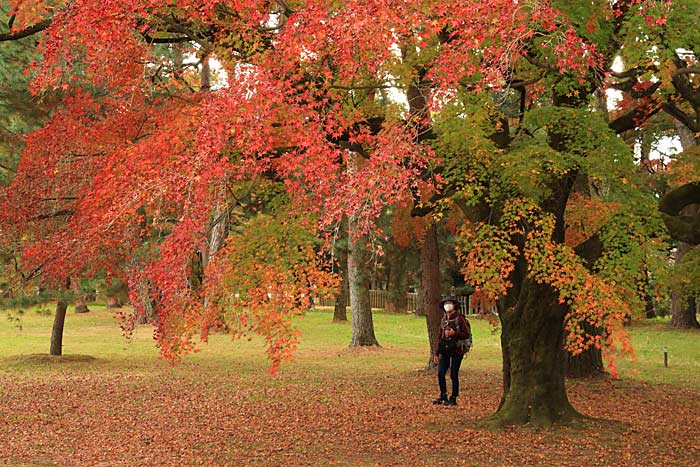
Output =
[
  {"x1": 0, "y1": 18, "x2": 51, "y2": 41},
  {"x1": 33, "y1": 209, "x2": 73, "y2": 220}
]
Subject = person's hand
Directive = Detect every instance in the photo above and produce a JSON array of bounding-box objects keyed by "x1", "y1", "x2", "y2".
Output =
[
  {"x1": 433, "y1": 355, "x2": 439, "y2": 365},
  {"x1": 446, "y1": 328, "x2": 455, "y2": 338}
]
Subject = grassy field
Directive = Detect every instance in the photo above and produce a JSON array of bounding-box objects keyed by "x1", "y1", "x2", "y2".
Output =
[
  {"x1": 1, "y1": 305, "x2": 697, "y2": 387},
  {"x1": 1, "y1": 305, "x2": 699, "y2": 467}
]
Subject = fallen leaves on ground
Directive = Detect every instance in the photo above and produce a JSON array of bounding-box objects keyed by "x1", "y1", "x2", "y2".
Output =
[{"x1": 1, "y1": 356, "x2": 698, "y2": 467}]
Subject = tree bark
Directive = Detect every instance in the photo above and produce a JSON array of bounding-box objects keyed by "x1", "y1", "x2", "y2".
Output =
[
  {"x1": 671, "y1": 242, "x2": 700, "y2": 329},
  {"x1": 72, "y1": 278, "x2": 90, "y2": 313},
  {"x1": 49, "y1": 300, "x2": 68, "y2": 356},
  {"x1": 667, "y1": 122, "x2": 700, "y2": 328},
  {"x1": 384, "y1": 242, "x2": 409, "y2": 313},
  {"x1": 565, "y1": 322, "x2": 605, "y2": 378},
  {"x1": 202, "y1": 200, "x2": 230, "y2": 270},
  {"x1": 421, "y1": 221, "x2": 441, "y2": 369},
  {"x1": 566, "y1": 176, "x2": 606, "y2": 377},
  {"x1": 347, "y1": 152, "x2": 379, "y2": 347},
  {"x1": 333, "y1": 256, "x2": 349, "y2": 322},
  {"x1": 199, "y1": 53, "x2": 230, "y2": 275},
  {"x1": 487, "y1": 278, "x2": 580, "y2": 427}
]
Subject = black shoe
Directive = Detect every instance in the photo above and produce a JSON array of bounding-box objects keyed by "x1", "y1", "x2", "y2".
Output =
[
  {"x1": 432, "y1": 395, "x2": 448, "y2": 405},
  {"x1": 445, "y1": 396, "x2": 457, "y2": 406}
]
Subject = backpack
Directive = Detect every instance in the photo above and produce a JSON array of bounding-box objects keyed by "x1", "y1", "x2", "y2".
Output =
[{"x1": 440, "y1": 313, "x2": 472, "y2": 354}]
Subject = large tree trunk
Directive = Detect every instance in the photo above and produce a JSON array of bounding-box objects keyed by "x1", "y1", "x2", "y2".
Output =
[
  {"x1": 484, "y1": 127, "x2": 581, "y2": 425},
  {"x1": 487, "y1": 278, "x2": 580, "y2": 427},
  {"x1": 671, "y1": 242, "x2": 700, "y2": 329},
  {"x1": 670, "y1": 294, "x2": 699, "y2": 328},
  {"x1": 566, "y1": 322, "x2": 605, "y2": 378},
  {"x1": 49, "y1": 300, "x2": 68, "y2": 356},
  {"x1": 421, "y1": 221, "x2": 441, "y2": 369},
  {"x1": 347, "y1": 152, "x2": 379, "y2": 347},
  {"x1": 669, "y1": 122, "x2": 700, "y2": 328},
  {"x1": 566, "y1": 228, "x2": 605, "y2": 377}
]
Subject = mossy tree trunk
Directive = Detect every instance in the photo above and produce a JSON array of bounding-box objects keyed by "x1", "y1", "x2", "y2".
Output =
[
  {"x1": 566, "y1": 320, "x2": 605, "y2": 378},
  {"x1": 566, "y1": 225, "x2": 605, "y2": 378},
  {"x1": 489, "y1": 279, "x2": 580, "y2": 426},
  {"x1": 671, "y1": 242, "x2": 700, "y2": 329},
  {"x1": 485, "y1": 158, "x2": 583, "y2": 426}
]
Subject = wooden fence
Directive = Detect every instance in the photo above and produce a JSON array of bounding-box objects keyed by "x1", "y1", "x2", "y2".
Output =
[{"x1": 314, "y1": 290, "x2": 475, "y2": 314}]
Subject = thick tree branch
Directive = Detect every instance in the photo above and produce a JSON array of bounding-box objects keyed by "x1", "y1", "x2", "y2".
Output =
[
  {"x1": 673, "y1": 67, "x2": 700, "y2": 78},
  {"x1": 662, "y1": 102, "x2": 700, "y2": 133},
  {"x1": 143, "y1": 34, "x2": 192, "y2": 44},
  {"x1": 608, "y1": 102, "x2": 662, "y2": 134},
  {"x1": 659, "y1": 182, "x2": 700, "y2": 245}
]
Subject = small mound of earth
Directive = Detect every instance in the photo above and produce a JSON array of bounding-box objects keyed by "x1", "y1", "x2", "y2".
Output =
[
  {"x1": 4, "y1": 354, "x2": 97, "y2": 364},
  {"x1": 340, "y1": 344, "x2": 385, "y2": 355}
]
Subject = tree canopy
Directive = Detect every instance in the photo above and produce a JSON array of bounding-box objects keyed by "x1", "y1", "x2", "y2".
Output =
[{"x1": 1, "y1": 0, "x2": 695, "y2": 423}]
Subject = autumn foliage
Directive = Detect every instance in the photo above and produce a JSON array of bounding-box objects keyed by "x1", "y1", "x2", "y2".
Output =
[{"x1": 0, "y1": 0, "x2": 678, "y2": 380}]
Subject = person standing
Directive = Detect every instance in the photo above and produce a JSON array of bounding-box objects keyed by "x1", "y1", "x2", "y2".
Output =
[{"x1": 432, "y1": 296, "x2": 471, "y2": 406}]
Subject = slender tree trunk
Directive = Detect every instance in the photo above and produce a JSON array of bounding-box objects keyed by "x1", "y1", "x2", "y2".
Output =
[
  {"x1": 202, "y1": 200, "x2": 230, "y2": 270},
  {"x1": 566, "y1": 176, "x2": 606, "y2": 377},
  {"x1": 49, "y1": 300, "x2": 68, "y2": 356},
  {"x1": 385, "y1": 242, "x2": 409, "y2": 313},
  {"x1": 642, "y1": 266, "x2": 656, "y2": 319},
  {"x1": 347, "y1": 152, "x2": 379, "y2": 347},
  {"x1": 333, "y1": 257, "x2": 349, "y2": 322},
  {"x1": 406, "y1": 67, "x2": 439, "y2": 364},
  {"x1": 72, "y1": 278, "x2": 89, "y2": 313},
  {"x1": 421, "y1": 221, "x2": 441, "y2": 369},
  {"x1": 487, "y1": 278, "x2": 579, "y2": 427},
  {"x1": 200, "y1": 56, "x2": 229, "y2": 272}
]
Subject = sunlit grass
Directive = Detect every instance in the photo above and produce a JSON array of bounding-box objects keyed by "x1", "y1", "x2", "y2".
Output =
[{"x1": 1, "y1": 304, "x2": 698, "y2": 389}]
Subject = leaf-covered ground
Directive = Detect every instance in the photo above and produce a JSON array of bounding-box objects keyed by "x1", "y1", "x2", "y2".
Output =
[
  {"x1": 2, "y1": 310, "x2": 699, "y2": 466},
  {"x1": 2, "y1": 351, "x2": 699, "y2": 467}
]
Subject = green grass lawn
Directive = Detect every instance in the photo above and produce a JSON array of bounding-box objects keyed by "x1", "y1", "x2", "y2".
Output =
[{"x1": 1, "y1": 305, "x2": 697, "y2": 389}]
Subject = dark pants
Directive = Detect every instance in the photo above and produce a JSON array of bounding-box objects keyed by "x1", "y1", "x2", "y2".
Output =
[{"x1": 437, "y1": 353, "x2": 464, "y2": 398}]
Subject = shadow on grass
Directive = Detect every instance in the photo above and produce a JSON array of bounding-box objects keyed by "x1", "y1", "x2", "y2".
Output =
[{"x1": 2, "y1": 354, "x2": 97, "y2": 365}]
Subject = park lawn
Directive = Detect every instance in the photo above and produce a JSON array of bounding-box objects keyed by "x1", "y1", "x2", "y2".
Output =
[{"x1": 1, "y1": 306, "x2": 699, "y2": 467}]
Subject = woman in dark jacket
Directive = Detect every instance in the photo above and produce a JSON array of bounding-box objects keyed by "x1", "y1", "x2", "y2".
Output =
[{"x1": 432, "y1": 296, "x2": 471, "y2": 406}]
